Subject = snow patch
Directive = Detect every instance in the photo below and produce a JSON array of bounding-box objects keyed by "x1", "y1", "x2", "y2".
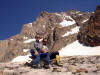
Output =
[
  {"x1": 11, "y1": 54, "x2": 32, "y2": 63},
  {"x1": 82, "y1": 19, "x2": 89, "y2": 23},
  {"x1": 60, "y1": 20, "x2": 76, "y2": 27},
  {"x1": 76, "y1": 11, "x2": 80, "y2": 14},
  {"x1": 56, "y1": 13, "x2": 76, "y2": 27},
  {"x1": 40, "y1": 38, "x2": 43, "y2": 41},
  {"x1": 55, "y1": 13, "x2": 61, "y2": 16},
  {"x1": 59, "y1": 40, "x2": 100, "y2": 57},
  {"x1": 78, "y1": 14, "x2": 83, "y2": 16},
  {"x1": 23, "y1": 39, "x2": 36, "y2": 43},
  {"x1": 27, "y1": 23, "x2": 32, "y2": 28},
  {"x1": 62, "y1": 14, "x2": 73, "y2": 20},
  {"x1": 70, "y1": 12, "x2": 75, "y2": 14},
  {"x1": 43, "y1": 25, "x2": 45, "y2": 28},
  {"x1": 65, "y1": 16, "x2": 73, "y2": 20},
  {"x1": 62, "y1": 26, "x2": 80, "y2": 37},
  {"x1": 24, "y1": 38, "x2": 43, "y2": 43},
  {"x1": 23, "y1": 49, "x2": 30, "y2": 52},
  {"x1": 60, "y1": 14, "x2": 76, "y2": 27},
  {"x1": 10, "y1": 39, "x2": 13, "y2": 41},
  {"x1": 23, "y1": 37, "x2": 28, "y2": 40}
]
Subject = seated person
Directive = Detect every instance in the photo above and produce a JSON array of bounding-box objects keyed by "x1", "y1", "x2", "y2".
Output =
[
  {"x1": 42, "y1": 38, "x2": 62, "y2": 66},
  {"x1": 30, "y1": 35, "x2": 50, "y2": 69}
]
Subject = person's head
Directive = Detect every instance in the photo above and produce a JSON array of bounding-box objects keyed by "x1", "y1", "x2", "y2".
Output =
[
  {"x1": 43, "y1": 38, "x2": 47, "y2": 45},
  {"x1": 35, "y1": 34, "x2": 40, "y2": 41}
]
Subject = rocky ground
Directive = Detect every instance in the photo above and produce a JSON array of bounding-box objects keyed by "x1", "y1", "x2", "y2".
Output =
[{"x1": 0, "y1": 56, "x2": 100, "y2": 75}]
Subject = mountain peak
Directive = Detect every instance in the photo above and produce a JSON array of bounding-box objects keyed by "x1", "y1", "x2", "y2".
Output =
[{"x1": 0, "y1": 9, "x2": 92, "y2": 62}]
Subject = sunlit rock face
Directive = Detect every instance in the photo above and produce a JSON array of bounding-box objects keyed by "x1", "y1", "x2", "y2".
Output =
[
  {"x1": 0, "y1": 10, "x2": 91, "y2": 62},
  {"x1": 78, "y1": 5, "x2": 100, "y2": 47}
]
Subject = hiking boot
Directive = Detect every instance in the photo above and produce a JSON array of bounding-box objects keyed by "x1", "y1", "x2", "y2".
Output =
[
  {"x1": 32, "y1": 64, "x2": 40, "y2": 69},
  {"x1": 43, "y1": 64, "x2": 50, "y2": 69}
]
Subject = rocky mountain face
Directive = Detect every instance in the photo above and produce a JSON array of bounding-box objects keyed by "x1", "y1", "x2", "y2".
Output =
[
  {"x1": 0, "y1": 10, "x2": 91, "y2": 62},
  {"x1": 78, "y1": 5, "x2": 100, "y2": 47}
]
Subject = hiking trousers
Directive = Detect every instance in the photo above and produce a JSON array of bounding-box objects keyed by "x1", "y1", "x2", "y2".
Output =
[{"x1": 30, "y1": 50, "x2": 50, "y2": 65}]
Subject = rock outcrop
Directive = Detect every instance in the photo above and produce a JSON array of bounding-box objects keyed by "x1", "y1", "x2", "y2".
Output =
[
  {"x1": 78, "y1": 5, "x2": 100, "y2": 46},
  {"x1": 0, "y1": 56, "x2": 100, "y2": 75}
]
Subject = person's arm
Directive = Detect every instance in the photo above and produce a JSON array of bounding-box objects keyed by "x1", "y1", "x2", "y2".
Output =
[
  {"x1": 34, "y1": 51, "x2": 38, "y2": 55},
  {"x1": 30, "y1": 42, "x2": 38, "y2": 55},
  {"x1": 41, "y1": 45, "x2": 49, "y2": 53},
  {"x1": 41, "y1": 48, "x2": 46, "y2": 53}
]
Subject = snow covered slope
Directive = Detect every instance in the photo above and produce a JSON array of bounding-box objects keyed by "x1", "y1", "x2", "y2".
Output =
[
  {"x1": 11, "y1": 54, "x2": 32, "y2": 63},
  {"x1": 59, "y1": 40, "x2": 100, "y2": 57},
  {"x1": 12, "y1": 40, "x2": 100, "y2": 63},
  {"x1": 62, "y1": 26, "x2": 80, "y2": 37}
]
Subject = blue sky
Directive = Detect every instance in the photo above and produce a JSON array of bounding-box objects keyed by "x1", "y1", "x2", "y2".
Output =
[{"x1": 0, "y1": 0, "x2": 99, "y2": 40}]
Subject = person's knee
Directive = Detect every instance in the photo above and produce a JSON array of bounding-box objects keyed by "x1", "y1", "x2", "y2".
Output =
[
  {"x1": 34, "y1": 54, "x2": 40, "y2": 61},
  {"x1": 35, "y1": 53, "x2": 40, "y2": 58},
  {"x1": 42, "y1": 53, "x2": 49, "y2": 57},
  {"x1": 45, "y1": 52, "x2": 49, "y2": 56}
]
